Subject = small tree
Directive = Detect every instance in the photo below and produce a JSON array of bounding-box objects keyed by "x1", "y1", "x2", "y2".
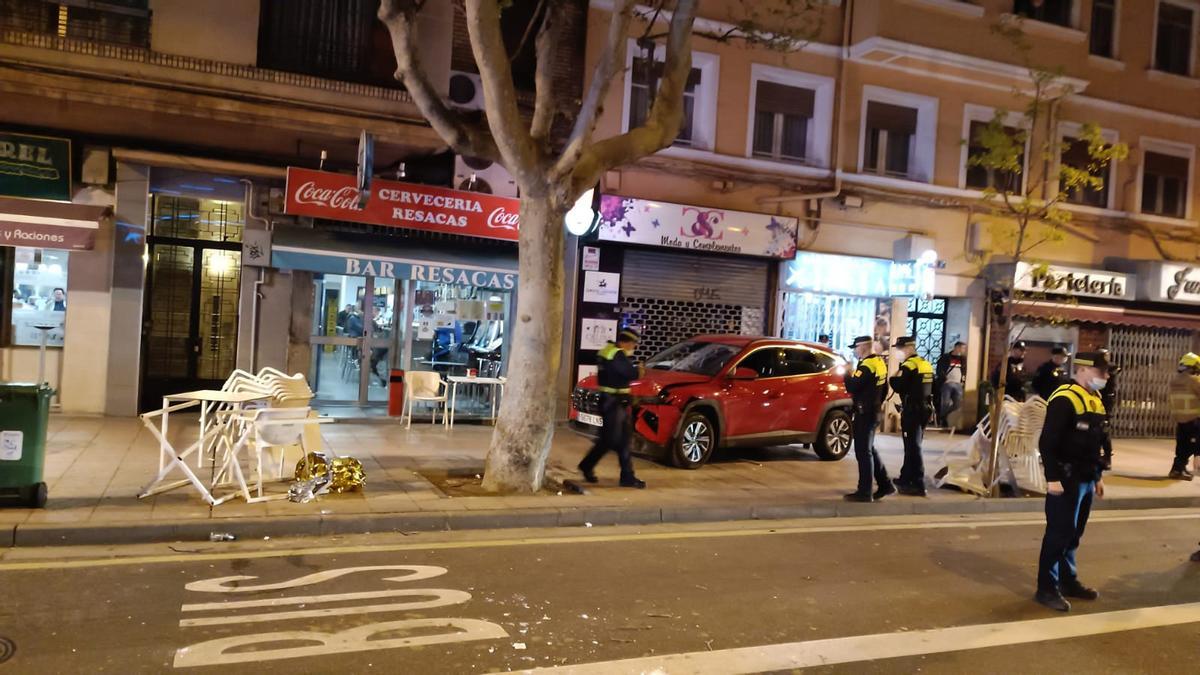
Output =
[
  {"x1": 378, "y1": 0, "x2": 823, "y2": 492},
  {"x1": 971, "y1": 22, "x2": 1127, "y2": 493}
]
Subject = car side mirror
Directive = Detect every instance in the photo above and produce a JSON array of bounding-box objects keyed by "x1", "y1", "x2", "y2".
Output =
[{"x1": 729, "y1": 367, "x2": 757, "y2": 380}]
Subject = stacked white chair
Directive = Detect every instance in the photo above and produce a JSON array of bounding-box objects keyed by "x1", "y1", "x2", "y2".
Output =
[
  {"x1": 936, "y1": 397, "x2": 1023, "y2": 496},
  {"x1": 405, "y1": 371, "x2": 449, "y2": 429}
]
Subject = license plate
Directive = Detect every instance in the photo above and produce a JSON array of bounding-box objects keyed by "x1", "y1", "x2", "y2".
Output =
[{"x1": 577, "y1": 412, "x2": 603, "y2": 427}]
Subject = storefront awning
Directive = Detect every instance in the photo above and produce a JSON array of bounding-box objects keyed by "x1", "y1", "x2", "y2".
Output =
[
  {"x1": 1015, "y1": 301, "x2": 1200, "y2": 331},
  {"x1": 270, "y1": 227, "x2": 517, "y2": 290},
  {"x1": 0, "y1": 196, "x2": 109, "y2": 251}
]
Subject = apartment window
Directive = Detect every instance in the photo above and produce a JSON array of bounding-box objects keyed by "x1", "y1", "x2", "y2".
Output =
[
  {"x1": 751, "y1": 81, "x2": 814, "y2": 163},
  {"x1": 1141, "y1": 150, "x2": 1190, "y2": 218},
  {"x1": 0, "y1": 0, "x2": 150, "y2": 47},
  {"x1": 258, "y1": 0, "x2": 399, "y2": 88},
  {"x1": 1089, "y1": 0, "x2": 1117, "y2": 58},
  {"x1": 629, "y1": 54, "x2": 703, "y2": 146},
  {"x1": 1155, "y1": 2, "x2": 1195, "y2": 76},
  {"x1": 1061, "y1": 137, "x2": 1112, "y2": 208},
  {"x1": 965, "y1": 120, "x2": 1025, "y2": 191},
  {"x1": 864, "y1": 102, "x2": 917, "y2": 178},
  {"x1": 1013, "y1": 0, "x2": 1072, "y2": 26}
]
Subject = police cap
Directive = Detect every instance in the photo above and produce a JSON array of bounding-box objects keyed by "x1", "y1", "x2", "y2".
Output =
[
  {"x1": 617, "y1": 328, "x2": 640, "y2": 343},
  {"x1": 893, "y1": 336, "x2": 917, "y2": 348},
  {"x1": 848, "y1": 335, "x2": 873, "y2": 349},
  {"x1": 1074, "y1": 351, "x2": 1111, "y2": 371},
  {"x1": 1051, "y1": 346, "x2": 1069, "y2": 356},
  {"x1": 1011, "y1": 340, "x2": 1027, "y2": 350}
]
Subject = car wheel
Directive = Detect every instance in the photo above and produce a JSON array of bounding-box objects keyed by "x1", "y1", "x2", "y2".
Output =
[
  {"x1": 814, "y1": 409, "x2": 852, "y2": 461},
  {"x1": 673, "y1": 412, "x2": 716, "y2": 469}
]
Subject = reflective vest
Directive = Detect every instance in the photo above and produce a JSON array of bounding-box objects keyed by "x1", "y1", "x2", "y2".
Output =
[{"x1": 596, "y1": 342, "x2": 634, "y2": 394}]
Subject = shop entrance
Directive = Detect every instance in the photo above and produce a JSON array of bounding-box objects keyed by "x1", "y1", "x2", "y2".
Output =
[
  {"x1": 140, "y1": 195, "x2": 243, "y2": 411},
  {"x1": 308, "y1": 273, "x2": 512, "y2": 415}
]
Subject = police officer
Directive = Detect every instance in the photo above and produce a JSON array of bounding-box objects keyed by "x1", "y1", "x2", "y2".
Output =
[
  {"x1": 843, "y1": 335, "x2": 894, "y2": 502},
  {"x1": 990, "y1": 341, "x2": 1028, "y2": 402},
  {"x1": 890, "y1": 336, "x2": 934, "y2": 497},
  {"x1": 1032, "y1": 347, "x2": 1071, "y2": 400},
  {"x1": 1034, "y1": 351, "x2": 1111, "y2": 612},
  {"x1": 1099, "y1": 356, "x2": 1119, "y2": 471},
  {"x1": 578, "y1": 329, "x2": 646, "y2": 489}
]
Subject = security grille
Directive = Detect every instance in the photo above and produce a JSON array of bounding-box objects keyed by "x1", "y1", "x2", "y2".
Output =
[
  {"x1": 906, "y1": 297, "x2": 947, "y2": 364},
  {"x1": 1108, "y1": 326, "x2": 1194, "y2": 438},
  {"x1": 620, "y1": 249, "x2": 769, "y2": 360},
  {"x1": 621, "y1": 297, "x2": 762, "y2": 362}
]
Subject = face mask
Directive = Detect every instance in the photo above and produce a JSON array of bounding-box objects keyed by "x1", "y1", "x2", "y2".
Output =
[{"x1": 1088, "y1": 377, "x2": 1108, "y2": 392}]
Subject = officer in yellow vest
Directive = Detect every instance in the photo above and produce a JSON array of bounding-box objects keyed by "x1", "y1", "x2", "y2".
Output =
[
  {"x1": 578, "y1": 329, "x2": 646, "y2": 489},
  {"x1": 889, "y1": 336, "x2": 934, "y2": 496},
  {"x1": 1034, "y1": 351, "x2": 1112, "y2": 612},
  {"x1": 843, "y1": 335, "x2": 894, "y2": 502}
]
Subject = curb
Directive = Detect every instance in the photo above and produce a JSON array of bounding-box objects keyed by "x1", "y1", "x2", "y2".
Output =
[{"x1": 10, "y1": 494, "x2": 1200, "y2": 548}]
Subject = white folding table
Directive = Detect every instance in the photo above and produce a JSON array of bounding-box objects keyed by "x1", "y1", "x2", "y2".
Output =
[
  {"x1": 447, "y1": 375, "x2": 506, "y2": 428},
  {"x1": 138, "y1": 390, "x2": 269, "y2": 506}
]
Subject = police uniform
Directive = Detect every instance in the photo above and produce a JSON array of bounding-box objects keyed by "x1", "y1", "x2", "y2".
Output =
[
  {"x1": 890, "y1": 337, "x2": 933, "y2": 494},
  {"x1": 843, "y1": 336, "x2": 893, "y2": 501},
  {"x1": 991, "y1": 341, "x2": 1028, "y2": 402},
  {"x1": 1035, "y1": 351, "x2": 1111, "y2": 611},
  {"x1": 578, "y1": 330, "x2": 645, "y2": 488},
  {"x1": 1032, "y1": 348, "x2": 1071, "y2": 400}
]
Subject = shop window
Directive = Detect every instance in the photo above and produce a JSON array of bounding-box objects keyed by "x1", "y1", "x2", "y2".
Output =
[
  {"x1": 1141, "y1": 150, "x2": 1190, "y2": 218},
  {"x1": 752, "y1": 81, "x2": 814, "y2": 163},
  {"x1": 1089, "y1": 0, "x2": 1117, "y2": 58},
  {"x1": 1155, "y1": 1, "x2": 1195, "y2": 77},
  {"x1": 9, "y1": 247, "x2": 68, "y2": 347},
  {"x1": 1061, "y1": 136, "x2": 1112, "y2": 208},
  {"x1": 965, "y1": 120, "x2": 1025, "y2": 192},
  {"x1": 152, "y1": 196, "x2": 243, "y2": 243},
  {"x1": 864, "y1": 101, "x2": 918, "y2": 179},
  {"x1": 1013, "y1": 0, "x2": 1073, "y2": 27}
]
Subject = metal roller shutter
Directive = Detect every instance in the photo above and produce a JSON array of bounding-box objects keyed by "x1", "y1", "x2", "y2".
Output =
[
  {"x1": 620, "y1": 249, "x2": 769, "y2": 360},
  {"x1": 1109, "y1": 326, "x2": 1194, "y2": 438}
]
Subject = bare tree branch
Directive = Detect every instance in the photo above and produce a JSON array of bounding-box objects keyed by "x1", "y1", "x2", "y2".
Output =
[
  {"x1": 553, "y1": 0, "x2": 637, "y2": 181},
  {"x1": 569, "y1": 0, "x2": 699, "y2": 195},
  {"x1": 530, "y1": 0, "x2": 560, "y2": 143},
  {"x1": 378, "y1": 0, "x2": 500, "y2": 162},
  {"x1": 464, "y1": 0, "x2": 539, "y2": 184},
  {"x1": 512, "y1": 0, "x2": 547, "y2": 63}
]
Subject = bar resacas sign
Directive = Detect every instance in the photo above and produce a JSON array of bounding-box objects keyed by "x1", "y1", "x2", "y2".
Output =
[{"x1": 284, "y1": 167, "x2": 519, "y2": 242}]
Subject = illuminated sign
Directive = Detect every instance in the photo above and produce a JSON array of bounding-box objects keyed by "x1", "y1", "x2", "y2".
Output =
[
  {"x1": 1013, "y1": 262, "x2": 1131, "y2": 300},
  {"x1": 782, "y1": 251, "x2": 937, "y2": 298}
]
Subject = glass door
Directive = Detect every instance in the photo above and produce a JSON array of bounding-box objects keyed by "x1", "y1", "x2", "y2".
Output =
[{"x1": 310, "y1": 274, "x2": 407, "y2": 405}]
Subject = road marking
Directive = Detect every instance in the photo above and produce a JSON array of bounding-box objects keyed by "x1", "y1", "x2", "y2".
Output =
[
  {"x1": 2, "y1": 510, "x2": 1197, "y2": 572},
  {"x1": 180, "y1": 592, "x2": 473, "y2": 627},
  {"x1": 494, "y1": 601, "x2": 1200, "y2": 674}
]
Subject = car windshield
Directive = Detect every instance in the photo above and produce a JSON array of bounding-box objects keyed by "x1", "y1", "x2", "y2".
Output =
[{"x1": 646, "y1": 340, "x2": 741, "y2": 376}]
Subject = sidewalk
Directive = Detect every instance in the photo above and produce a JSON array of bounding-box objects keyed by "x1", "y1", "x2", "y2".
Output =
[{"x1": 2, "y1": 414, "x2": 1198, "y2": 547}]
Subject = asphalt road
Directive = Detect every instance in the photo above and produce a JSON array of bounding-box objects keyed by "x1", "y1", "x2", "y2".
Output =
[{"x1": 1, "y1": 510, "x2": 1199, "y2": 674}]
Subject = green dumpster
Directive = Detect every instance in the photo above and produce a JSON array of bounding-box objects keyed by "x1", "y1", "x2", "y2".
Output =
[{"x1": 0, "y1": 384, "x2": 53, "y2": 508}]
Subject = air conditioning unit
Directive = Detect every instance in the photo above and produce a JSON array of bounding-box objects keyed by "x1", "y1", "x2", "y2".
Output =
[
  {"x1": 447, "y1": 70, "x2": 484, "y2": 110},
  {"x1": 454, "y1": 155, "x2": 518, "y2": 198}
]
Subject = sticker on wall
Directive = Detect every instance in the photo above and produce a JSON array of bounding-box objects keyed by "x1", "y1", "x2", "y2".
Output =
[
  {"x1": 582, "y1": 271, "x2": 620, "y2": 304},
  {"x1": 0, "y1": 431, "x2": 22, "y2": 461},
  {"x1": 579, "y1": 318, "x2": 618, "y2": 350},
  {"x1": 581, "y1": 246, "x2": 601, "y2": 272}
]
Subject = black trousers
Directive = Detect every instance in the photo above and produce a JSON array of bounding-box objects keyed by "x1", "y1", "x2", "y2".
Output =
[
  {"x1": 851, "y1": 410, "x2": 890, "y2": 495},
  {"x1": 580, "y1": 394, "x2": 636, "y2": 480},
  {"x1": 1172, "y1": 420, "x2": 1200, "y2": 472},
  {"x1": 898, "y1": 408, "x2": 926, "y2": 486},
  {"x1": 1037, "y1": 480, "x2": 1095, "y2": 593}
]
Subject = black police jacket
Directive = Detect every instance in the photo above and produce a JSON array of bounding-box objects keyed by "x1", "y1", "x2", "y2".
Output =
[{"x1": 1039, "y1": 383, "x2": 1108, "y2": 483}]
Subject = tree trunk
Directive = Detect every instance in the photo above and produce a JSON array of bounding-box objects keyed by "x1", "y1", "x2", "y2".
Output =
[{"x1": 482, "y1": 196, "x2": 567, "y2": 493}]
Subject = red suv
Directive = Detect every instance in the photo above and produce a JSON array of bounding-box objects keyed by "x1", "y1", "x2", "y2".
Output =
[{"x1": 571, "y1": 336, "x2": 854, "y2": 468}]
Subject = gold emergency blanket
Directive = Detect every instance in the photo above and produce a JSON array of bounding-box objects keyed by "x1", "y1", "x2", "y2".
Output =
[{"x1": 294, "y1": 452, "x2": 365, "y2": 493}]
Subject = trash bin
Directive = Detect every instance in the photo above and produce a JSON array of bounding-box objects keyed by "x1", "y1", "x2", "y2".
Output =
[{"x1": 0, "y1": 384, "x2": 53, "y2": 508}]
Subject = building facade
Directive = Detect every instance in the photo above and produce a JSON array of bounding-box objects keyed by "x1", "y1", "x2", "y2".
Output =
[
  {"x1": 578, "y1": 0, "x2": 1200, "y2": 433},
  {"x1": 0, "y1": 0, "x2": 585, "y2": 417}
]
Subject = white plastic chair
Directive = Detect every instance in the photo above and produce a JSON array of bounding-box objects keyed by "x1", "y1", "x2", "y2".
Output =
[
  {"x1": 222, "y1": 407, "x2": 333, "y2": 502},
  {"x1": 405, "y1": 371, "x2": 449, "y2": 429}
]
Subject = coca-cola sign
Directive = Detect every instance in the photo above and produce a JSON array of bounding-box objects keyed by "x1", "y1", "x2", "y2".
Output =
[{"x1": 284, "y1": 167, "x2": 520, "y2": 241}]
